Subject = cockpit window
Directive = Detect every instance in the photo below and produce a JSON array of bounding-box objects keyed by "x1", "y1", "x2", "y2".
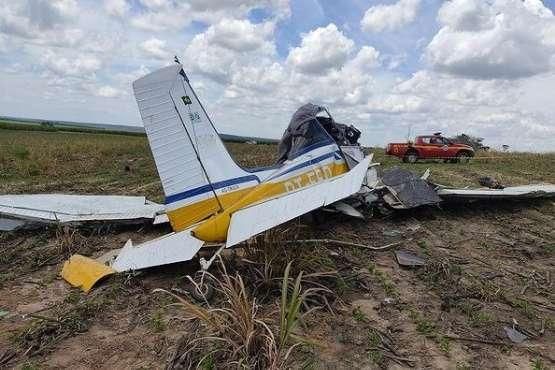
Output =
[
  {"x1": 277, "y1": 103, "x2": 361, "y2": 163},
  {"x1": 277, "y1": 103, "x2": 335, "y2": 163},
  {"x1": 288, "y1": 119, "x2": 335, "y2": 159}
]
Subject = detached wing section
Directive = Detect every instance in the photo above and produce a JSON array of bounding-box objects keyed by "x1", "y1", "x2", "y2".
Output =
[
  {"x1": 437, "y1": 184, "x2": 555, "y2": 200},
  {"x1": 226, "y1": 156, "x2": 371, "y2": 248},
  {"x1": 0, "y1": 194, "x2": 163, "y2": 223}
]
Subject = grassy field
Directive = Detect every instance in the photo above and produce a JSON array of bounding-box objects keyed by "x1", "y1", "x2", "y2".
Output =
[
  {"x1": 1, "y1": 128, "x2": 554, "y2": 197},
  {"x1": 0, "y1": 119, "x2": 145, "y2": 136},
  {"x1": 1, "y1": 128, "x2": 554, "y2": 369},
  {"x1": 372, "y1": 148, "x2": 555, "y2": 187}
]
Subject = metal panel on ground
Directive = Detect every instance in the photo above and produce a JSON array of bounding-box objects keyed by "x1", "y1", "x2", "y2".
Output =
[
  {"x1": 111, "y1": 229, "x2": 204, "y2": 271},
  {"x1": 437, "y1": 184, "x2": 555, "y2": 200},
  {"x1": 381, "y1": 167, "x2": 442, "y2": 209},
  {"x1": 226, "y1": 156, "x2": 371, "y2": 248}
]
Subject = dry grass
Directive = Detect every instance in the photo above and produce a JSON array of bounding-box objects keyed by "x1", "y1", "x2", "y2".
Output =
[
  {"x1": 0, "y1": 129, "x2": 278, "y2": 201},
  {"x1": 2, "y1": 128, "x2": 553, "y2": 196},
  {"x1": 161, "y1": 259, "x2": 323, "y2": 369}
]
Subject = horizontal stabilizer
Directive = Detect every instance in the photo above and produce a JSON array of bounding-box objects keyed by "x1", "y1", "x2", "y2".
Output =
[
  {"x1": 226, "y1": 156, "x2": 371, "y2": 248},
  {"x1": 111, "y1": 229, "x2": 205, "y2": 271}
]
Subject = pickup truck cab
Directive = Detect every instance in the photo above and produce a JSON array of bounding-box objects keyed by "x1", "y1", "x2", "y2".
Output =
[{"x1": 386, "y1": 134, "x2": 474, "y2": 163}]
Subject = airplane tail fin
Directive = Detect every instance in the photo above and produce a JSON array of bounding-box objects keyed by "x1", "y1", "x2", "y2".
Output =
[{"x1": 133, "y1": 64, "x2": 258, "y2": 231}]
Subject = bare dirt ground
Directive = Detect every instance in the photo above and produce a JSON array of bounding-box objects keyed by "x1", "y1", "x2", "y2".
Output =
[{"x1": 1, "y1": 130, "x2": 554, "y2": 369}]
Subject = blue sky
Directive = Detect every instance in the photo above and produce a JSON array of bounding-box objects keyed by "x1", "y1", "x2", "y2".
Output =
[{"x1": 1, "y1": 0, "x2": 555, "y2": 151}]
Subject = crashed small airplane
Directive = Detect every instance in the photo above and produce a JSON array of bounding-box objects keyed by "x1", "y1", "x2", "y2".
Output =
[
  {"x1": 59, "y1": 63, "x2": 383, "y2": 291},
  {"x1": 2, "y1": 63, "x2": 554, "y2": 292}
]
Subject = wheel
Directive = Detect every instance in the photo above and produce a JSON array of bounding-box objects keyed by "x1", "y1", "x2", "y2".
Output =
[
  {"x1": 403, "y1": 152, "x2": 418, "y2": 163},
  {"x1": 190, "y1": 271, "x2": 215, "y2": 302},
  {"x1": 456, "y1": 152, "x2": 470, "y2": 163}
]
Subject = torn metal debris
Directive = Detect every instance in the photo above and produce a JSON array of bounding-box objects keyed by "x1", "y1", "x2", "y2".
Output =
[
  {"x1": 326, "y1": 201, "x2": 365, "y2": 219},
  {"x1": 378, "y1": 167, "x2": 442, "y2": 209},
  {"x1": 395, "y1": 250, "x2": 426, "y2": 267},
  {"x1": 478, "y1": 176, "x2": 504, "y2": 189},
  {"x1": 503, "y1": 326, "x2": 528, "y2": 344}
]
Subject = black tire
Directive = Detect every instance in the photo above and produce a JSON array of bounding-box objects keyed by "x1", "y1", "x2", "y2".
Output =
[
  {"x1": 403, "y1": 151, "x2": 418, "y2": 164},
  {"x1": 456, "y1": 151, "x2": 471, "y2": 163}
]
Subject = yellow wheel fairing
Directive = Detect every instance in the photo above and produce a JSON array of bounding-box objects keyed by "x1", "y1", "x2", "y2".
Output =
[{"x1": 61, "y1": 254, "x2": 116, "y2": 293}]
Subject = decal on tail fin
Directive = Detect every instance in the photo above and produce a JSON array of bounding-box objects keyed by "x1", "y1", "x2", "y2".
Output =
[{"x1": 133, "y1": 64, "x2": 258, "y2": 231}]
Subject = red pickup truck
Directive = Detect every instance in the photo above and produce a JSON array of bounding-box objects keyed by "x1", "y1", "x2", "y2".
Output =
[{"x1": 386, "y1": 134, "x2": 474, "y2": 163}]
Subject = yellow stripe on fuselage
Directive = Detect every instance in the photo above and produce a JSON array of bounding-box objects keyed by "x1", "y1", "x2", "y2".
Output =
[
  {"x1": 180, "y1": 160, "x2": 348, "y2": 242},
  {"x1": 167, "y1": 160, "x2": 348, "y2": 237}
]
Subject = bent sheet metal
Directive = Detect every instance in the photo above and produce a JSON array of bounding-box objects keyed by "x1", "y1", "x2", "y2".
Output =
[{"x1": 0, "y1": 194, "x2": 166, "y2": 225}]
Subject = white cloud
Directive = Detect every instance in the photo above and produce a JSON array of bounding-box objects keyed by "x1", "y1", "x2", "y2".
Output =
[
  {"x1": 206, "y1": 19, "x2": 274, "y2": 51},
  {"x1": 0, "y1": 0, "x2": 554, "y2": 152},
  {"x1": 96, "y1": 85, "x2": 123, "y2": 98},
  {"x1": 139, "y1": 0, "x2": 170, "y2": 9},
  {"x1": 0, "y1": 0, "x2": 75, "y2": 40},
  {"x1": 426, "y1": 0, "x2": 555, "y2": 79},
  {"x1": 51, "y1": 0, "x2": 79, "y2": 17},
  {"x1": 361, "y1": 0, "x2": 420, "y2": 33},
  {"x1": 130, "y1": 3, "x2": 190, "y2": 32},
  {"x1": 286, "y1": 24, "x2": 354, "y2": 74},
  {"x1": 0, "y1": 34, "x2": 7, "y2": 53},
  {"x1": 395, "y1": 70, "x2": 515, "y2": 107},
  {"x1": 41, "y1": 51, "x2": 102, "y2": 78},
  {"x1": 185, "y1": 19, "x2": 276, "y2": 83},
  {"x1": 139, "y1": 37, "x2": 171, "y2": 60},
  {"x1": 130, "y1": 0, "x2": 290, "y2": 32},
  {"x1": 345, "y1": 46, "x2": 380, "y2": 72},
  {"x1": 387, "y1": 70, "x2": 555, "y2": 150},
  {"x1": 367, "y1": 94, "x2": 427, "y2": 114},
  {"x1": 104, "y1": 0, "x2": 130, "y2": 17}
]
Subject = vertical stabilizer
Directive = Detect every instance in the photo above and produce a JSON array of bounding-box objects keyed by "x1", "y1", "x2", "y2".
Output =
[{"x1": 133, "y1": 64, "x2": 258, "y2": 231}]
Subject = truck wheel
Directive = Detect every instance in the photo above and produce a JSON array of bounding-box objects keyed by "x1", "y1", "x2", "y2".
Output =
[
  {"x1": 456, "y1": 152, "x2": 470, "y2": 163},
  {"x1": 404, "y1": 152, "x2": 418, "y2": 164}
]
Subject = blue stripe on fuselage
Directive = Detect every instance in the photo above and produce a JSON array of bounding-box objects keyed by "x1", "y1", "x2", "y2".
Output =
[
  {"x1": 165, "y1": 175, "x2": 259, "y2": 204},
  {"x1": 165, "y1": 148, "x2": 343, "y2": 205}
]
